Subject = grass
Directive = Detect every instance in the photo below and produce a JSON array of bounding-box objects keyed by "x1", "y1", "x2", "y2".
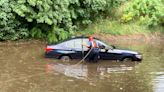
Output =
[
  {"x1": 76, "y1": 18, "x2": 163, "y2": 36},
  {"x1": 75, "y1": 0, "x2": 163, "y2": 36}
]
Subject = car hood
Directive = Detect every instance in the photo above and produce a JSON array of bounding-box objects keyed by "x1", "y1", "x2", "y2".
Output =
[{"x1": 108, "y1": 49, "x2": 138, "y2": 54}]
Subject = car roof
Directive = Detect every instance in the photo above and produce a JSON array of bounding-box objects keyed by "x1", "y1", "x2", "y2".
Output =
[{"x1": 48, "y1": 36, "x2": 100, "y2": 45}]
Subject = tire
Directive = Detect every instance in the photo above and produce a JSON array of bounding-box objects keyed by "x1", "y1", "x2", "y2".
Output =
[
  {"x1": 122, "y1": 57, "x2": 133, "y2": 62},
  {"x1": 60, "y1": 56, "x2": 71, "y2": 62}
]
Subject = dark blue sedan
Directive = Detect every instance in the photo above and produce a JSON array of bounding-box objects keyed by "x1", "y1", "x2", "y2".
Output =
[{"x1": 45, "y1": 37, "x2": 142, "y2": 62}]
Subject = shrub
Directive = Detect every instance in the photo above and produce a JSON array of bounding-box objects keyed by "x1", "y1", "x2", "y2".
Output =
[
  {"x1": 0, "y1": 0, "x2": 125, "y2": 42},
  {"x1": 0, "y1": 0, "x2": 28, "y2": 41},
  {"x1": 121, "y1": 0, "x2": 164, "y2": 27},
  {"x1": 12, "y1": 0, "x2": 124, "y2": 42}
]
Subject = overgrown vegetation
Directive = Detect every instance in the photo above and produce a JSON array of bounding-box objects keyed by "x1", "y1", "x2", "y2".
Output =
[
  {"x1": 0, "y1": 0, "x2": 163, "y2": 43},
  {"x1": 77, "y1": 0, "x2": 164, "y2": 36},
  {"x1": 121, "y1": 0, "x2": 164, "y2": 26},
  {"x1": 76, "y1": 19, "x2": 164, "y2": 36},
  {"x1": 0, "y1": 0, "x2": 125, "y2": 43},
  {"x1": 0, "y1": 0, "x2": 28, "y2": 40}
]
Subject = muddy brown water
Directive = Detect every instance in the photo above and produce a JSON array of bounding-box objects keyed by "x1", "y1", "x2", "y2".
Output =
[{"x1": 0, "y1": 40, "x2": 164, "y2": 92}]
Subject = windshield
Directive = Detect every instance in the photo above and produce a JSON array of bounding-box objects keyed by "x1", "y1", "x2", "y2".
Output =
[{"x1": 95, "y1": 40, "x2": 113, "y2": 49}]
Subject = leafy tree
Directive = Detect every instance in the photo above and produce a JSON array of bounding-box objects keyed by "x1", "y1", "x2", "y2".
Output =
[
  {"x1": 0, "y1": 0, "x2": 28, "y2": 41},
  {"x1": 0, "y1": 0, "x2": 125, "y2": 42},
  {"x1": 121, "y1": 0, "x2": 164, "y2": 27},
  {"x1": 12, "y1": 0, "x2": 125, "y2": 43}
]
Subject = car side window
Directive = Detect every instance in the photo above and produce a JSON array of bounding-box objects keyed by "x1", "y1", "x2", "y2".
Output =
[
  {"x1": 75, "y1": 39, "x2": 82, "y2": 49},
  {"x1": 95, "y1": 40, "x2": 108, "y2": 48},
  {"x1": 57, "y1": 42, "x2": 67, "y2": 47},
  {"x1": 57, "y1": 38, "x2": 106, "y2": 50},
  {"x1": 69, "y1": 38, "x2": 89, "y2": 51},
  {"x1": 57, "y1": 38, "x2": 87, "y2": 50},
  {"x1": 82, "y1": 38, "x2": 89, "y2": 51},
  {"x1": 57, "y1": 39, "x2": 75, "y2": 49},
  {"x1": 60, "y1": 39, "x2": 83, "y2": 49},
  {"x1": 65, "y1": 40, "x2": 75, "y2": 48},
  {"x1": 74, "y1": 39, "x2": 82, "y2": 50},
  {"x1": 61, "y1": 38, "x2": 86, "y2": 50}
]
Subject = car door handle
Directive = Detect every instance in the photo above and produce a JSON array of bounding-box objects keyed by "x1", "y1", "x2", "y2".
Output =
[{"x1": 71, "y1": 49, "x2": 76, "y2": 51}]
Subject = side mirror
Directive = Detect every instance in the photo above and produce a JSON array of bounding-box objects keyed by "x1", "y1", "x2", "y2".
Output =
[
  {"x1": 99, "y1": 45, "x2": 105, "y2": 49},
  {"x1": 111, "y1": 45, "x2": 116, "y2": 49}
]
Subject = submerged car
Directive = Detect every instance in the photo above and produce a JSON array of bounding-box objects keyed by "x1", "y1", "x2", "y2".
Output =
[{"x1": 45, "y1": 36, "x2": 142, "y2": 62}]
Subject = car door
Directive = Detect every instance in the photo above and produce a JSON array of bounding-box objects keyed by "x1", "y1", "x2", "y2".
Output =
[
  {"x1": 96, "y1": 40, "x2": 122, "y2": 60},
  {"x1": 57, "y1": 39, "x2": 77, "y2": 59},
  {"x1": 99, "y1": 49, "x2": 117, "y2": 60},
  {"x1": 81, "y1": 38, "x2": 90, "y2": 58},
  {"x1": 101, "y1": 49, "x2": 123, "y2": 60},
  {"x1": 61, "y1": 38, "x2": 86, "y2": 59},
  {"x1": 73, "y1": 38, "x2": 83, "y2": 59}
]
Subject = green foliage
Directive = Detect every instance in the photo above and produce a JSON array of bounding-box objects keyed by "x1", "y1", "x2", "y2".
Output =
[
  {"x1": 47, "y1": 26, "x2": 70, "y2": 43},
  {"x1": 76, "y1": 19, "x2": 152, "y2": 36},
  {"x1": 30, "y1": 25, "x2": 70, "y2": 43},
  {"x1": 108, "y1": 0, "x2": 127, "y2": 8},
  {"x1": 30, "y1": 27, "x2": 45, "y2": 39},
  {"x1": 0, "y1": 0, "x2": 28, "y2": 41},
  {"x1": 13, "y1": 0, "x2": 121, "y2": 27},
  {"x1": 0, "y1": 0, "x2": 127, "y2": 42},
  {"x1": 12, "y1": 0, "x2": 125, "y2": 43},
  {"x1": 121, "y1": 0, "x2": 164, "y2": 26}
]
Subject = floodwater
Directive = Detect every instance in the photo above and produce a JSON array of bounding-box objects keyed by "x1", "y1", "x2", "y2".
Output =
[{"x1": 0, "y1": 40, "x2": 164, "y2": 92}]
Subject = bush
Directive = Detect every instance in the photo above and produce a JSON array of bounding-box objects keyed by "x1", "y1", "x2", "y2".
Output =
[
  {"x1": 0, "y1": 0, "x2": 28, "y2": 41},
  {"x1": 0, "y1": 0, "x2": 125, "y2": 42},
  {"x1": 12, "y1": 0, "x2": 124, "y2": 42},
  {"x1": 121, "y1": 0, "x2": 164, "y2": 27}
]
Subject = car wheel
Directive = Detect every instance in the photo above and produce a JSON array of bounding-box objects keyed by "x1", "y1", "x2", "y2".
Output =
[
  {"x1": 122, "y1": 57, "x2": 133, "y2": 62},
  {"x1": 60, "y1": 56, "x2": 71, "y2": 62}
]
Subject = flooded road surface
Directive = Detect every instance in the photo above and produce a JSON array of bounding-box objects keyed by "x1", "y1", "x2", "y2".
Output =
[{"x1": 0, "y1": 40, "x2": 164, "y2": 92}]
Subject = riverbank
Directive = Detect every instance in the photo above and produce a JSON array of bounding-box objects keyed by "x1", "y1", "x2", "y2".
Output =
[
  {"x1": 0, "y1": 33, "x2": 163, "y2": 47},
  {"x1": 92, "y1": 32, "x2": 163, "y2": 44},
  {"x1": 76, "y1": 19, "x2": 163, "y2": 35},
  {"x1": 75, "y1": 19, "x2": 163, "y2": 45}
]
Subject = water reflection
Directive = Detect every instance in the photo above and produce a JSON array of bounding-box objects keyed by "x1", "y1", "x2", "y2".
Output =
[
  {"x1": 46, "y1": 63, "x2": 88, "y2": 79},
  {"x1": 153, "y1": 68, "x2": 164, "y2": 92},
  {"x1": 46, "y1": 62, "x2": 137, "y2": 80},
  {"x1": 154, "y1": 74, "x2": 164, "y2": 92}
]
